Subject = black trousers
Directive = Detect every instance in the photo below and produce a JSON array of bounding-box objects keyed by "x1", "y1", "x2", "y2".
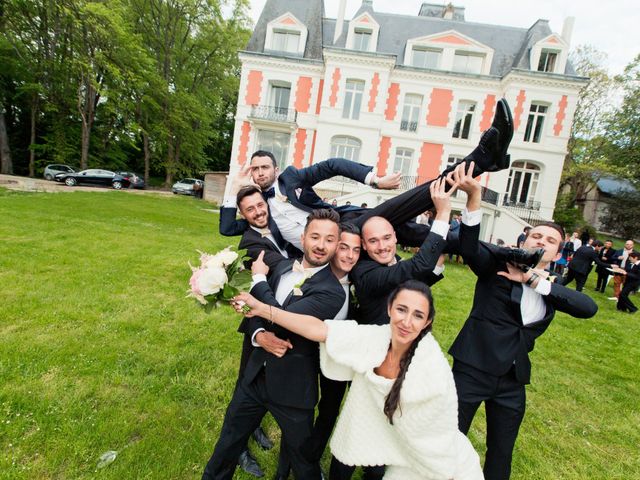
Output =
[
  {"x1": 277, "y1": 374, "x2": 348, "y2": 476},
  {"x1": 328, "y1": 459, "x2": 384, "y2": 480},
  {"x1": 563, "y1": 268, "x2": 588, "y2": 292},
  {"x1": 202, "y1": 370, "x2": 320, "y2": 480},
  {"x1": 453, "y1": 361, "x2": 526, "y2": 480},
  {"x1": 617, "y1": 283, "x2": 638, "y2": 312},
  {"x1": 595, "y1": 271, "x2": 609, "y2": 292}
]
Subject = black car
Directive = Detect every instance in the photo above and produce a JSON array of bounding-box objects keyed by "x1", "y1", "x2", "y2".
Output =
[
  {"x1": 116, "y1": 171, "x2": 145, "y2": 189},
  {"x1": 55, "y1": 169, "x2": 130, "y2": 189}
]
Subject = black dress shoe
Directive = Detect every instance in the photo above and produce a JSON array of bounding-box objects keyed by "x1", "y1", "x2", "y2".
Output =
[
  {"x1": 460, "y1": 98, "x2": 514, "y2": 176},
  {"x1": 252, "y1": 426, "x2": 274, "y2": 450},
  {"x1": 489, "y1": 245, "x2": 545, "y2": 270},
  {"x1": 238, "y1": 449, "x2": 264, "y2": 478}
]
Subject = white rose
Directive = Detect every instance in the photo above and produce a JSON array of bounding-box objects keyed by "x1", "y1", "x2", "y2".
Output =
[
  {"x1": 196, "y1": 266, "x2": 228, "y2": 296},
  {"x1": 204, "y1": 254, "x2": 224, "y2": 269},
  {"x1": 218, "y1": 249, "x2": 239, "y2": 267}
]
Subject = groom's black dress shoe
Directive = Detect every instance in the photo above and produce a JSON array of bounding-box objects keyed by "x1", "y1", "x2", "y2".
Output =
[
  {"x1": 459, "y1": 98, "x2": 514, "y2": 177},
  {"x1": 252, "y1": 426, "x2": 274, "y2": 450},
  {"x1": 493, "y1": 246, "x2": 545, "y2": 270},
  {"x1": 238, "y1": 449, "x2": 264, "y2": 478}
]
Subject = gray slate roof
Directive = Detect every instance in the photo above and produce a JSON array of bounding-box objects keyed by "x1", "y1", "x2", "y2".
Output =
[
  {"x1": 246, "y1": 0, "x2": 576, "y2": 77},
  {"x1": 597, "y1": 177, "x2": 637, "y2": 196}
]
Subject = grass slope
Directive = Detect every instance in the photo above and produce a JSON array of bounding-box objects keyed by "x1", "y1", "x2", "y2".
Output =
[{"x1": 0, "y1": 189, "x2": 638, "y2": 479}]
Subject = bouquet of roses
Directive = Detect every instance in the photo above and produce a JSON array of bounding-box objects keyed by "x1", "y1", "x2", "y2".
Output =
[{"x1": 187, "y1": 247, "x2": 252, "y2": 312}]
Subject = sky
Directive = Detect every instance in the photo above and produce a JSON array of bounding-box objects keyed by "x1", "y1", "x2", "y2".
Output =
[{"x1": 246, "y1": 0, "x2": 639, "y2": 75}]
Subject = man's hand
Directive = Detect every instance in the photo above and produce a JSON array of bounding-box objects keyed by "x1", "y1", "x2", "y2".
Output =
[
  {"x1": 450, "y1": 161, "x2": 481, "y2": 212},
  {"x1": 255, "y1": 331, "x2": 293, "y2": 358},
  {"x1": 431, "y1": 175, "x2": 457, "y2": 222},
  {"x1": 497, "y1": 263, "x2": 538, "y2": 286},
  {"x1": 251, "y1": 250, "x2": 269, "y2": 276},
  {"x1": 230, "y1": 162, "x2": 254, "y2": 195},
  {"x1": 375, "y1": 172, "x2": 401, "y2": 190}
]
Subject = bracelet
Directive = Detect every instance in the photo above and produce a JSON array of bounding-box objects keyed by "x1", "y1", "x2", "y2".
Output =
[{"x1": 525, "y1": 272, "x2": 539, "y2": 286}]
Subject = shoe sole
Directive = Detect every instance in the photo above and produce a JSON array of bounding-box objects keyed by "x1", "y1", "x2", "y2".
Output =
[{"x1": 494, "y1": 98, "x2": 513, "y2": 170}]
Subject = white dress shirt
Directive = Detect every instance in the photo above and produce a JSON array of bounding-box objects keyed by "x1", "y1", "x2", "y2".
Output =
[
  {"x1": 334, "y1": 276, "x2": 350, "y2": 320},
  {"x1": 520, "y1": 280, "x2": 550, "y2": 326}
]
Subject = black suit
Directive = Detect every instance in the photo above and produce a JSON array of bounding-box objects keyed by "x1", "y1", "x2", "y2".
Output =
[
  {"x1": 596, "y1": 247, "x2": 616, "y2": 292},
  {"x1": 350, "y1": 228, "x2": 446, "y2": 325},
  {"x1": 202, "y1": 262, "x2": 345, "y2": 480},
  {"x1": 450, "y1": 222, "x2": 598, "y2": 480},
  {"x1": 564, "y1": 246, "x2": 609, "y2": 292},
  {"x1": 617, "y1": 262, "x2": 640, "y2": 312}
]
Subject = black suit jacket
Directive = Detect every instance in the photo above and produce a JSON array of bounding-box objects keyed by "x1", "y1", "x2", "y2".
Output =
[
  {"x1": 219, "y1": 158, "x2": 372, "y2": 239},
  {"x1": 623, "y1": 262, "x2": 640, "y2": 290},
  {"x1": 596, "y1": 247, "x2": 616, "y2": 275},
  {"x1": 449, "y1": 223, "x2": 598, "y2": 385},
  {"x1": 568, "y1": 246, "x2": 609, "y2": 275},
  {"x1": 242, "y1": 261, "x2": 345, "y2": 409},
  {"x1": 350, "y1": 229, "x2": 447, "y2": 325},
  {"x1": 237, "y1": 225, "x2": 300, "y2": 271}
]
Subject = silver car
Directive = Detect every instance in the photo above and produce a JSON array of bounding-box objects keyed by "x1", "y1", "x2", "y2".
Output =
[
  {"x1": 172, "y1": 178, "x2": 204, "y2": 195},
  {"x1": 44, "y1": 164, "x2": 75, "y2": 181}
]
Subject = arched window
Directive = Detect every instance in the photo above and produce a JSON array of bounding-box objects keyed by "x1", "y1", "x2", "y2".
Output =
[
  {"x1": 330, "y1": 136, "x2": 361, "y2": 162},
  {"x1": 505, "y1": 161, "x2": 540, "y2": 206}
]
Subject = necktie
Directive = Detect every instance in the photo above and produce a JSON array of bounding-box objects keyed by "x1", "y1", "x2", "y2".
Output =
[{"x1": 262, "y1": 187, "x2": 275, "y2": 200}]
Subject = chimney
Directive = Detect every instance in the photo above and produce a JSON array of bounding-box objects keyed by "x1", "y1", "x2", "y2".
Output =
[
  {"x1": 443, "y1": 3, "x2": 454, "y2": 20},
  {"x1": 561, "y1": 16, "x2": 575, "y2": 46},
  {"x1": 334, "y1": 0, "x2": 347, "y2": 43}
]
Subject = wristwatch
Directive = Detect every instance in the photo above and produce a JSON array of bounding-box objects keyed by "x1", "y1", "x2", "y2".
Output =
[
  {"x1": 525, "y1": 272, "x2": 539, "y2": 286},
  {"x1": 371, "y1": 177, "x2": 380, "y2": 189}
]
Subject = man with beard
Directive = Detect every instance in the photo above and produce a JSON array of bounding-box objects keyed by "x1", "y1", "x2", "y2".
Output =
[
  {"x1": 451, "y1": 219, "x2": 598, "y2": 480},
  {"x1": 202, "y1": 209, "x2": 345, "y2": 480},
  {"x1": 220, "y1": 99, "x2": 513, "y2": 251}
]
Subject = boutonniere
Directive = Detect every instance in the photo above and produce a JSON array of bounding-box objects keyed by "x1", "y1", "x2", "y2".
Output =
[
  {"x1": 349, "y1": 284, "x2": 360, "y2": 308},
  {"x1": 292, "y1": 271, "x2": 314, "y2": 296}
]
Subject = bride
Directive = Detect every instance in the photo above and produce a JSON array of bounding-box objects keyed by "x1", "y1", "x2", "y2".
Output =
[{"x1": 232, "y1": 279, "x2": 483, "y2": 480}]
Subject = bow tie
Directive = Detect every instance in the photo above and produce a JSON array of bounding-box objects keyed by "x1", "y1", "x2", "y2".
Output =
[
  {"x1": 292, "y1": 260, "x2": 315, "y2": 277},
  {"x1": 255, "y1": 227, "x2": 271, "y2": 238},
  {"x1": 262, "y1": 187, "x2": 275, "y2": 200},
  {"x1": 339, "y1": 277, "x2": 350, "y2": 286}
]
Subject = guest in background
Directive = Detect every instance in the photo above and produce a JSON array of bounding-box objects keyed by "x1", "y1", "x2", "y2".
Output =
[
  {"x1": 596, "y1": 240, "x2": 616, "y2": 293},
  {"x1": 516, "y1": 227, "x2": 531, "y2": 248},
  {"x1": 611, "y1": 240, "x2": 635, "y2": 300},
  {"x1": 563, "y1": 240, "x2": 609, "y2": 292},
  {"x1": 617, "y1": 251, "x2": 640, "y2": 313}
]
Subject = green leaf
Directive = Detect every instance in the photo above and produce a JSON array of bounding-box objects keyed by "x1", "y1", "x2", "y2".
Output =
[
  {"x1": 221, "y1": 283, "x2": 238, "y2": 301},
  {"x1": 229, "y1": 270, "x2": 252, "y2": 290}
]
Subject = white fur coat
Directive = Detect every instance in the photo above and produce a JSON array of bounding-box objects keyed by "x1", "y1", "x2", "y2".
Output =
[{"x1": 320, "y1": 320, "x2": 483, "y2": 480}]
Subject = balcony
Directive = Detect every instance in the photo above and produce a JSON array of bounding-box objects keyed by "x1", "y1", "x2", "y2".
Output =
[
  {"x1": 400, "y1": 121, "x2": 418, "y2": 132},
  {"x1": 249, "y1": 105, "x2": 297, "y2": 124}
]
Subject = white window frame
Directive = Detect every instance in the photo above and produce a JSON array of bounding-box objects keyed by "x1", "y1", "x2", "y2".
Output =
[
  {"x1": 330, "y1": 136, "x2": 361, "y2": 162},
  {"x1": 400, "y1": 94, "x2": 422, "y2": 132},
  {"x1": 452, "y1": 51, "x2": 485, "y2": 74},
  {"x1": 452, "y1": 100, "x2": 476, "y2": 139},
  {"x1": 256, "y1": 130, "x2": 291, "y2": 171},
  {"x1": 342, "y1": 79, "x2": 365, "y2": 120},
  {"x1": 523, "y1": 102, "x2": 548, "y2": 143},
  {"x1": 352, "y1": 29, "x2": 372, "y2": 51},
  {"x1": 411, "y1": 47, "x2": 442, "y2": 69},
  {"x1": 393, "y1": 148, "x2": 414, "y2": 176},
  {"x1": 537, "y1": 49, "x2": 559, "y2": 73},
  {"x1": 265, "y1": 13, "x2": 308, "y2": 56},
  {"x1": 505, "y1": 161, "x2": 541, "y2": 206},
  {"x1": 530, "y1": 35, "x2": 568, "y2": 74},
  {"x1": 269, "y1": 81, "x2": 291, "y2": 113},
  {"x1": 346, "y1": 13, "x2": 379, "y2": 53}
]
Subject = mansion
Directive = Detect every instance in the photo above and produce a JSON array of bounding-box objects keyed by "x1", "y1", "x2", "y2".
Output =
[{"x1": 223, "y1": 0, "x2": 587, "y2": 241}]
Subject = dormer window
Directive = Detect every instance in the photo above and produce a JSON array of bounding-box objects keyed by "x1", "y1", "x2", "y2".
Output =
[
  {"x1": 452, "y1": 52, "x2": 484, "y2": 74},
  {"x1": 353, "y1": 29, "x2": 372, "y2": 51},
  {"x1": 530, "y1": 35, "x2": 568, "y2": 74},
  {"x1": 346, "y1": 13, "x2": 379, "y2": 53},
  {"x1": 537, "y1": 49, "x2": 558, "y2": 72},
  {"x1": 405, "y1": 31, "x2": 493, "y2": 75},
  {"x1": 272, "y1": 30, "x2": 300, "y2": 53},
  {"x1": 411, "y1": 48, "x2": 441, "y2": 69},
  {"x1": 265, "y1": 12, "x2": 308, "y2": 56}
]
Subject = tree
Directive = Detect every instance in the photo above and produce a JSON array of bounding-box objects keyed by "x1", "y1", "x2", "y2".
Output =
[
  {"x1": 608, "y1": 54, "x2": 640, "y2": 179},
  {"x1": 600, "y1": 190, "x2": 640, "y2": 239},
  {"x1": 559, "y1": 45, "x2": 621, "y2": 211}
]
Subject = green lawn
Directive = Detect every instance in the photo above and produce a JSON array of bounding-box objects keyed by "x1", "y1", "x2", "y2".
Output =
[{"x1": 1, "y1": 188, "x2": 638, "y2": 479}]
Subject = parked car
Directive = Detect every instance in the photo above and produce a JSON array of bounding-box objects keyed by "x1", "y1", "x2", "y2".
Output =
[
  {"x1": 44, "y1": 164, "x2": 75, "y2": 181},
  {"x1": 116, "y1": 171, "x2": 145, "y2": 189},
  {"x1": 172, "y1": 178, "x2": 204, "y2": 196},
  {"x1": 55, "y1": 169, "x2": 131, "y2": 189}
]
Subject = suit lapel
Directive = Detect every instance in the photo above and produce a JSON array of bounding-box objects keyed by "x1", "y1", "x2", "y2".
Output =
[
  {"x1": 269, "y1": 259, "x2": 294, "y2": 292},
  {"x1": 510, "y1": 281, "x2": 524, "y2": 323},
  {"x1": 278, "y1": 174, "x2": 312, "y2": 213}
]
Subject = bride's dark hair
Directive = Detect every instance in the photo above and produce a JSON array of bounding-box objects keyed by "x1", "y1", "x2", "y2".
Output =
[{"x1": 383, "y1": 280, "x2": 435, "y2": 424}]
